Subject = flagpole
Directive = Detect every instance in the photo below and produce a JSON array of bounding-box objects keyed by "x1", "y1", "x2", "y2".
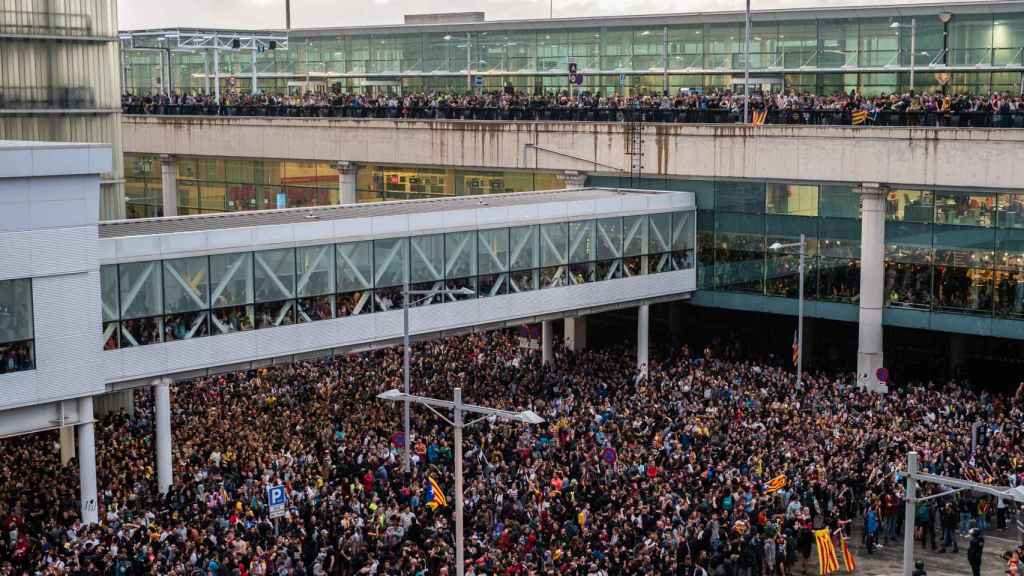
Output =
[
  {"x1": 454, "y1": 387, "x2": 465, "y2": 576},
  {"x1": 797, "y1": 233, "x2": 805, "y2": 389}
]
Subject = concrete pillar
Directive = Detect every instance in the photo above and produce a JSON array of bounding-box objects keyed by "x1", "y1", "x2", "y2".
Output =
[
  {"x1": 160, "y1": 154, "x2": 178, "y2": 217},
  {"x1": 335, "y1": 161, "x2": 357, "y2": 204},
  {"x1": 560, "y1": 170, "x2": 587, "y2": 189},
  {"x1": 857, "y1": 184, "x2": 887, "y2": 393},
  {"x1": 564, "y1": 316, "x2": 587, "y2": 352},
  {"x1": 154, "y1": 378, "x2": 173, "y2": 495},
  {"x1": 77, "y1": 395, "x2": 98, "y2": 524},
  {"x1": 637, "y1": 304, "x2": 650, "y2": 376},
  {"x1": 59, "y1": 426, "x2": 75, "y2": 466},
  {"x1": 542, "y1": 320, "x2": 554, "y2": 365}
]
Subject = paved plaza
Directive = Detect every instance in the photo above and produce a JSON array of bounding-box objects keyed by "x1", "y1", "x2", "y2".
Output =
[{"x1": 847, "y1": 527, "x2": 1018, "y2": 576}]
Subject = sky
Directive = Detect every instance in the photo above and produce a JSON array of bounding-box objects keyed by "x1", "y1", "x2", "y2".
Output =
[{"x1": 117, "y1": 0, "x2": 988, "y2": 30}]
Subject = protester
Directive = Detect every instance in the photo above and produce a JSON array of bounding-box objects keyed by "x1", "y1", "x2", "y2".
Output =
[{"x1": 1, "y1": 330, "x2": 1022, "y2": 575}]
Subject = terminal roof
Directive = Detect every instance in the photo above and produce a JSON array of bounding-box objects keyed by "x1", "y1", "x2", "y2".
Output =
[{"x1": 98, "y1": 188, "x2": 672, "y2": 239}]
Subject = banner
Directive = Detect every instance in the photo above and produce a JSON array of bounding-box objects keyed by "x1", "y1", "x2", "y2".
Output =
[{"x1": 765, "y1": 474, "x2": 787, "y2": 494}]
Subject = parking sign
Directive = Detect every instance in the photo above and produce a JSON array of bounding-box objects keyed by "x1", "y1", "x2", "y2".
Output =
[{"x1": 267, "y1": 485, "x2": 287, "y2": 518}]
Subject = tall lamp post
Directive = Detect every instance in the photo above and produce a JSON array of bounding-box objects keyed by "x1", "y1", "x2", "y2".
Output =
[
  {"x1": 770, "y1": 233, "x2": 805, "y2": 388},
  {"x1": 743, "y1": 0, "x2": 751, "y2": 123},
  {"x1": 401, "y1": 284, "x2": 476, "y2": 472},
  {"x1": 890, "y1": 18, "x2": 917, "y2": 93},
  {"x1": 378, "y1": 387, "x2": 544, "y2": 576}
]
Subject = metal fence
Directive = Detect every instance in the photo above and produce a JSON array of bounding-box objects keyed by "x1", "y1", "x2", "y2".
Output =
[{"x1": 121, "y1": 104, "x2": 1024, "y2": 128}]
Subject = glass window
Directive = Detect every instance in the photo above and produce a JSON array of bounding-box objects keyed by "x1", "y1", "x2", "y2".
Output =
[
  {"x1": 509, "y1": 225, "x2": 538, "y2": 271},
  {"x1": 210, "y1": 253, "x2": 254, "y2": 308},
  {"x1": 934, "y1": 191, "x2": 995, "y2": 227},
  {"x1": 672, "y1": 211, "x2": 696, "y2": 271},
  {"x1": 101, "y1": 265, "x2": 120, "y2": 323},
  {"x1": 648, "y1": 213, "x2": 673, "y2": 255},
  {"x1": 995, "y1": 228, "x2": 1024, "y2": 318},
  {"x1": 820, "y1": 185, "x2": 860, "y2": 219},
  {"x1": 337, "y1": 241, "x2": 373, "y2": 293},
  {"x1": 887, "y1": 189, "x2": 934, "y2": 223},
  {"x1": 254, "y1": 249, "x2": 296, "y2": 303},
  {"x1": 596, "y1": 218, "x2": 623, "y2": 260},
  {"x1": 998, "y1": 193, "x2": 1024, "y2": 229},
  {"x1": 540, "y1": 223, "x2": 567, "y2": 267},
  {"x1": 765, "y1": 216, "x2": 817, "y2": 300},
  {"x1": 410, "y1": 234, "x2": 445, "y2": 284},
  {"x1": 296, "y1": 245, "x2": 336, "y2": 297},
  {"x1": 374, "y1": 237, "x2": 407, "y2": 288},
  {"x1": 118, "y1": 261, "x2": 163, "y2": 319},
  {"x1": 0, "y1": 278, "x2": 33, "y2": 344},
  {"x1": 568, "y1": 220, "x2": 595, "y2": 264},
  {"x1": 478, "y1": 228, "x2": 509, "y2": 275},
  {"x1": 716, "y1": 213, "x2": 765, "y2": 293},
  {"x1": 623, "y1": 215, "x2": 649, "y2": 259},
  {"x1": 163, "y1": 257, "x2": 209, "y2": 313},
  {"x1": 766, "y1": 184, "x2": 819, "y2": 217},
  {"x1": 717, "y1": 181, "x2": 765, "y2": 214},
  {"x1": 445, "y1": 231, "x2": 477, "y2": 279}
]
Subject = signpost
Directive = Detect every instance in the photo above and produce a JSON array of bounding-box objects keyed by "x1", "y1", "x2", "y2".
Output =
[
  {"x1": 267, "y1": 484, "x2": 287, "y2": 519},
  {"x1": 473, "y1": 75, "x2": 484, "y2": 88}
]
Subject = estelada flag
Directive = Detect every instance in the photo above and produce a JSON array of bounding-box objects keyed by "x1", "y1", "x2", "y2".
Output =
[
  {"x1": 425, "y1": 476, "x2": 448, "y2": 510},
  {"x1": 815, "y1": 528, "x2": 841, "y2": 575},
  {"x1": 839, "y1": 535, "x2": 856, "y2": 572},
  {"x1": 765, "y1": 474, "x2": 787, "y2": 494},
  {"x1": 752, "y1": 109, "x2": 768, "y2": 126}
]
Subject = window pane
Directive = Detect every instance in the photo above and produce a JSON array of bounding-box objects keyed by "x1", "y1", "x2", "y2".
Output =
[
  {"x1": 623, "y1": 215, "x2": 648, "y2": 257},
  {"x1": 649, "y1": 213, "x2": 673, "y2": 254},
  {"x1": 0, "y1": 278, "x2": 33, "y2": 343},
  {"x1": 766, "y1": 184, "x2": 819, "y2": 216},
  {"x1": 596, "y1": 218, "x2": 622, "y2": 260},
  {"x1": 540, "y1": 223, "x2": 567, "y2": 267},
  {"x1": 119, "y1": 261, "x2": 163, "y2": 319},
  {"x1": 934, "y1": 191, "x2": 995, "y2": 227},
  {"x1": 478, "y1": 228, "x2": 509, "y2": 275},
  {"x1": 100, "y1": 265, "x2": 119, "y2": 322},
  {"x1": 210, "y1": 252, "x2": 254, "y2": 307},
  {"x1": 997, "y1": 193, "x2": 1024, "y2": 229},
  {"x1": 568, "y1": 220, "x2": 595, "y2": 264},
  {"x1": 717, "y1": 181, "x2": 765, "y2": 214},
  {"x1": 374, "y1": 237, "x2": 408, "y2": 288},
  {"x1": 163, "y1": 257, "x2": 210, "y2": 314},
  {"x1": 716, "y1": 213, "x2": 765, "y2": 292},
  {"x1": 509, "y1": 225, "x2": 538, "y2": 271},
  {"x1": 410, "y1": 234, "x2": 445, "y2": 283},
  {"x1": 887, "y1": 189, "x2": 934, "y2": 223},
  {"x1": 338, "y1": 241, "x2": 374, "y2": 292},
  {"x1": 254, "y1": 249, "x2": 296, "y2": 303},
  {"x1": 445, "y1": 231, "x2": 477, "y2": 279},
  {"x1": 296, "y1": 245, "x2": 336, "y2": 297}
]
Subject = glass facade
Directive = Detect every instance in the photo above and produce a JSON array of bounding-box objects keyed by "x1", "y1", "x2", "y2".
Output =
[
  {"x1": 125, "y1": 154, "x2": 567, "y2": 218},
  {"x1": 123, "y1": 9, "x2": 1024, "y2": 97},
  {"x1": 99, "y1": 210, "x2": 695, "y2": 349},
  {"x1": 0, "y1": 278, "x2": 34, "y2": 374},
  {"x1": 594, "y1": 176, "x2": 1024, "y2": 323}
]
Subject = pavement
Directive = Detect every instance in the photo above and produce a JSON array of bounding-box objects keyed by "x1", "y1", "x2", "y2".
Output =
[{"x1": 831, "y1": 527, "x2": 1020, "y2": 576}]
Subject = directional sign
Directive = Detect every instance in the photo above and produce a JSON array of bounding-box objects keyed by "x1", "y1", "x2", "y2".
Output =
[
  {"x1": 568, "y1": 62, "x2": 577, "y2": 75},
  {"x1": 267, "y1": 485, "x2": 287, "y2": 519}
]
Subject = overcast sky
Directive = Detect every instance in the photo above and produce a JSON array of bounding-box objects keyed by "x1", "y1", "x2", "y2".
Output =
[{"x1": 118, "y1": 0, "x2": 988, "y2": 30}]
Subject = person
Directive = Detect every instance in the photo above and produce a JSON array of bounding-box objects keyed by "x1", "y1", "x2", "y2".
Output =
[
  {"x1": 864, "y1": 505, "x2": 879, "y2": 555},
  {"x1": 912, "y1": 560, "x2": 927, "y2": 576},
  {"x1": 967, "y1": 528, "x2": 985, "y2": 576},
  {"x1": 940, "y1": 501, "x2": 960, "y2": 554}
]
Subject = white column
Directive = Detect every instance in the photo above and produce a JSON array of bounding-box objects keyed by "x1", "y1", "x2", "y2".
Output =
[
  {"x1": 637, "y1": 304, "x2": 649, "y2": 376},
  {"x1": 213, "y1": 47, "x2": 221, "y2": 102},
  {"x1": 335, "y1": 161, "x2": 357, "y2": 204},
  {"x1": 160, "y1": 154, "x2": 177, "y2": 217},
  {"x1": 77, "y1": 396, "x2": 98, "y2": 525},
  {"x1": 560, "y1": 170, "x2": 587, "y2": 189},
  {"x1": 154, "y1": 378, "x2": 173, "y2": 494},
  {"x1": 251, "y1": 49, "x2": 258, "y2": 95},
  {"x1": 541, "y1": 320, "x2": 553, "y2": 365},
  {"x1": 564, "y1": 316, "x2": 587, "y2": 352},
  {"x1": 203, "y1": 50, "x2": 210, "y2": 93},
  {"x1": 857, "y1": 183, "x2": 887, "y2": 393},
  {"x1": 59, "y1": 426, "x2": 75, "y2": 466}
]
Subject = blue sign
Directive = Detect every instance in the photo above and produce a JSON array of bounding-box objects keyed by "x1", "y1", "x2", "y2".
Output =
[
  {"x1": 618, "y1": 73, "x2": 626, "y2": 86},
  {"x1": 275, "y1": 192, "x2": 287, "y2": 209},
  {"x1": 267, "y1": 485, "x2": 286, "y2": 506},
  {"x1": 474, "y1": 75, "x2": 484, "y2": 87},
  {"x1": 601, "y1": 446, "x2": 617, "y2": 464}
]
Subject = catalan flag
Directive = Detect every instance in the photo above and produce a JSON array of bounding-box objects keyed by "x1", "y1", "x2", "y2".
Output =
[
  {"x1": 839, "y1": 534, "x2": 856, "y2": 573},
  {"x1": 765, "y1": 474, "x2": 787, "y2": 494},
  {"x1": 752, "y1": 109, "x2": 768, "y2": 126},
  {"x1": 792, "y1": 330, "x2": 799, "y2": 367},
  {"x1": 851, "y1": 109, "x2": 869, "y2": 125},
  {"x1": 425, "y1": 476, "x2": 448, "y2": 510},
  {"x1": 815, "y1": 528, "x2": 841, "y2": 576}
]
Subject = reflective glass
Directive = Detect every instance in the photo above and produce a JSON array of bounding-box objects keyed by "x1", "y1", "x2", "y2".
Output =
[
  {"x1": 540, "y1": 223, "x2": 567, "y2": 267},
  {"x1": 410, "y1": 234, "x2": 445, "y2": 284},
  {"x1": 934, "y1": 191, "x2": 995, "y2": 227},
  {"x1": 820, "y1": 185, "x2": 860, "y2": 219},
  {"x1": 887, "y1": 189, "x2": 934, "y2": 223},
  {"x1": 568, "y1": 220, "x2": 595, "y2": 264},
  {"x1": 445, "y1": 231, "x2": 477, "y2": 279},
  {"x1": 648, "y1": 213, "x2": 673, "y2": 254},
  {"x1": 118, "y1": 261, "x2": 163, "y2": 319},
  {"x1": 623, "y1": 215, "x2": 648, "y2": 257},
  {"x1": 337, "y1": 241, "x2": 373, "y2": 292},
  {"x1": 716, "y1": 213, "x2": 765, "y2": 292},
  {"x1": 296, "y1": 245, "x2": 336, "y2": 297},
  {"x1": 100, "y1": 265, "x2": 119, "y2": 322},
  {"x1": 717, "y1": 181, "x2": 765, "y2": 214},
  {"x1": 819, "y1": 258, "x2": 860, "y2": 303},
  {"x1": 766, "y1": 184, "x2": 819, "y2": 217},
  {"x1": 254, "y1": 249, "x2": 296, "y2": 303},
  {"x1": 997, "y1": 193, "x2": 1024, "y2": 229},
  {"x1": 210, "y1": 252, "x2": 254, "y2": 307},
  {"x1": 596, "y1": 218, "x2": 623, "y2": 260},
  {"x1": 163, "y1": 257, "x2": 209, "y2": 314},
  {"x1": 374, "y1": 237, "x2": 408, "y2": 288},
  {"x1": 478, "y1": 229, "x2": 509, "y2": 275},
  {"x1": 0, "y1": 278, "x2": 33, "y2": 344},
  {"x1": 509, "y1": 225, "x2": 538, "y2": 271},
  {"x1": 672, "y1": 211, "x2": 696, "y2": 271}
]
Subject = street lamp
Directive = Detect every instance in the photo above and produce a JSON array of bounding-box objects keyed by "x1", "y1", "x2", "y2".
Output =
[
  {"x1": 400, "y1": 284, "x2": 476, "y2": 473},
  {"x1": 769, "y1": 233, "x2": 805, "y2": 389},
  {"x1": 890, "y1": 19, "x2": 917, "y2": 93},
  {"x1": 377, "y1": 387, "x2": 544, "y2": 576},
  {"x1": 743, "y1": 0, "x2": 751, "y2": 123}
]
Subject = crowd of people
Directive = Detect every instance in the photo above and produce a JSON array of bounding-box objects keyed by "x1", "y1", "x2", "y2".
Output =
[
  {"x1": 1, "y1": 331, "x2": 1023, "y2": 575},
  {"x1": 121, "y1": 88, "x2": 1024, "y2": 126}
]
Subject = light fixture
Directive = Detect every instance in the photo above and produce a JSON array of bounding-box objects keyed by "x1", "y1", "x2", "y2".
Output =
[
  {"x1": 641, "y1": 30, "x2": 651, "y2": 36},
  {"x1": 443, "y1": 34, "x2": 452, "y2": 41}
]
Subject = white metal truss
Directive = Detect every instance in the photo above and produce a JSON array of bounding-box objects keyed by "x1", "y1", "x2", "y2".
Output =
[
  {"x1": 119, "y1": 263, "x2": 158, "y2": 320},
  {"x1": 568, "y1": 222, "x2": 593, "y2": 264},
  {"x1": 296, "y1": 245, "x2": 331, "y2": 297},
  {"x1": 123, "y1": 30, "x2": 289, "y2": 52}
]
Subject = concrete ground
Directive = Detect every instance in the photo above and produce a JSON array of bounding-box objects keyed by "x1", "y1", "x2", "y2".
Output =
[{"x1": 821, "y1": 527, "x2": 1020, "y2": 576}]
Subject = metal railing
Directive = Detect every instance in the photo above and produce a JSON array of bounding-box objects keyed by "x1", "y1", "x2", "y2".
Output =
[
  {"x1": 121, "y1": 103, "x2": 1024, "y2": 128},
  {"x1": 0, "y1": 9, "x2": 93, "y2": 37}
]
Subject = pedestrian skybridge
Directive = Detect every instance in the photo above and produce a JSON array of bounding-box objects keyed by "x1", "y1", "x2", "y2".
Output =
[{"x1": 98, "y1": 188, "x2": 696, "y2": 388}]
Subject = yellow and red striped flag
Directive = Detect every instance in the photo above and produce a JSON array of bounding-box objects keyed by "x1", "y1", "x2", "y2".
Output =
[
  {"x1": 851, "y1": 109, "x2": 869, "y2": 125},
  {"x1": 765, "y1": 474, "x2": 787, "y2": 494},
  {"x1": 752, "y1": 109, "x2": 768, "y2": 126},
  {"x1": 815, "y1": 528, "x2": 841, "y2": 575},
  {"x1": 840, "y1": 535, "x2": 856, "y2": 572}
]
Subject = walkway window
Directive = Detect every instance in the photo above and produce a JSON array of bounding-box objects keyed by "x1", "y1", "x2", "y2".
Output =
[
  {"x1": 444, "y1": 231, "x2": 477, "y2": 300},
  {"x1": 373, "y1": 237, "x2": 407, "y2": 311},
  {"x1": 672, "y1": 211, "x2": 696, "y2": 271},
  {"x1": 118, "y1": 261, "x2": 163, "y2": 346},
  {"x1": 596, "y1": 218, "x2": 623, "y2": 282},
  {"x1": 337, "y1": 241, "x2": 373, "y2": 317},
  {"x1": 478, "y1": 229, "x2": 509, "y2": 298},
  {"x1": 568, "y1": 220, "x2": 596, "y2": 285},
  {"x1": 509, "y1": 225, "x2": 539, "y2": 293},
  {"x1": 163, "y1": 256, "x2": 210, "y2": 342},
  {"x1": 410, "y1": 234, "x2": 445, "y2": 305},
  {"x1": 101, "y1": 265, "x2": 120, "y2": 350},
  {"x1": 0, "y1": 278, "x2": 33, "y2": 374},
  {"x1": 540, "y1": 223, "x2": 567, "y2": 289},
  {"x1": 210, "y1": 253, "x2": 254, "y2": 334},
  {"x1": 649, "y1": 213, "x2": 673, "y2": 274},
  {"x1": 296, "y1": 245, "x2": 336, "y2": 323},
  {"x1": 254, "y1": 248, "x2": 297, "y2": 329},
  {"x1": 622, "y1": 215, "x2": 648, "y2": 278}
]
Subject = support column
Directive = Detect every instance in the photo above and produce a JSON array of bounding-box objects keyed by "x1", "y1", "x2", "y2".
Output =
[
  {"x1": 161, "y1": 154, "x2": 177, "y2": 217},
  {"x1": 637, "y1": 304, "x2": 649, "y2": 376},
  {"x1": 541, "y1": 320, "x2": 554, "y2": 365},
  {"x1": 564, "y1": 316, "x2": 587, "y2": 352},
  {"x1": 560, "y1": 170, "x2": 587, "y2": 189},
  {"x1": 857, "y1": 183, "x2": 887, "y2": 393},
  {"x1": 77, "y1": 396, "x2": 98, "y2": 525},
  {"x1": 335, "y1": 161, "x2": 357, "y2": 204},
  {"x1": 213, "y1": 48, "x2": 221, "y2": 102},
  {"x1": 154, "y1": 378, "x2": 173, "y2": 495},
  {"x1": 59, "y1": 426, "x2": 75, "y2": 466}
]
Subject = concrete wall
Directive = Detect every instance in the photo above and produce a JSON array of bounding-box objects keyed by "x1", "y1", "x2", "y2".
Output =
[{"x1": 123, "y1": 116, "x2": 1024, "y2": 190}]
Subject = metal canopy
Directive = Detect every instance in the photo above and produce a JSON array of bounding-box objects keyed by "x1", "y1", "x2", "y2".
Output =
[{"x1": 121, "y1": 30, "x2": 289, "y2": 52}]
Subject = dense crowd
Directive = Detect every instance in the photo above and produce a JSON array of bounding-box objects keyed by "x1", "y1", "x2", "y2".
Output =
[
  {"x1": 1, "y1": 332, "x2": 1023, "y2": 575},
  {"x1": 121, "y1": 88, "x2": 1024, "y2": 125}
]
